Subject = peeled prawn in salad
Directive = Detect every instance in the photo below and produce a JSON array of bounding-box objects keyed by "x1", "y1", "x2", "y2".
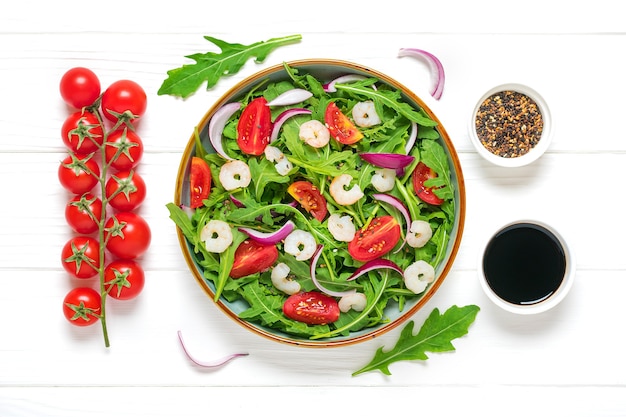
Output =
[
  {"x1": 352, "y1": 101, "x2": 382, "y2": 127},
  {"x1": 219, "y1": 160, "x2": 251, "y2": 191},
  {"x1": 329, "y1": 174, "x2": 364, "y2": 206}
]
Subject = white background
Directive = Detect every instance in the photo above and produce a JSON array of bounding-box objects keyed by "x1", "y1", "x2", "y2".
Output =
[{"x1": 1, "y1": 1, "x2": 625, "y2": 415}]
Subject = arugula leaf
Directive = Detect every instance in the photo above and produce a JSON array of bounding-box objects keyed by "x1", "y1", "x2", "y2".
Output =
[
  {"x1": 352, "y1": 305, "x2": 480, "y2": 376},
  {"x1": 158, "y1": 34, "x2": 302, "y2": 99}
]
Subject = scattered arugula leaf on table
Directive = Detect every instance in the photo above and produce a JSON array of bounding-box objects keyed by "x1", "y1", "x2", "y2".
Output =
[
  {"x1": 158, "y1": 34, "x2": 302, "y2": 99},
  {"x1": 352, "y1": 304, "x2": 480, "y2": 376}
]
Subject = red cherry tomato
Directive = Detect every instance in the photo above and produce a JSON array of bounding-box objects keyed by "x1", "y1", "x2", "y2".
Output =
[
  {"x1": 63, "y1": 287, "x2": 102, "y2": 327},
  {"x1": 412, "y1": 162, "x2": 444, "y2": 206},
  {"x1": 104, "y1": 128, "x2": 144, "y2": 171},
  {"x1": 348, "y1": 215, "x2": 401, "y2": 262},
  {"x1": 59, "y1": 67, "x2": 101, "y2": 109},
  {"x1": 61, "y1": 236, "x2": 102, "y2": 279},
  {"x1": 104, "y1": 259, "x2": 145, "y2": 300},
  {"x1": 229, "y1": 239, "x2": 279, "y2": 279},
  {"x1": 65, "y1": 193, "x2": 103, "y2": 234},
  {"x1": 61, "y1": 110, "x2": 104, "y2": 154},
  {"x1": 236, "y1": 97, "x2": 271, "y2": 155},
  {"x1": 324, "y1": 102, "x2": 363, "y2": 145},
  {"x1": 283, "y1": 291, "x2": 340, "y2": 325},
  {"x1": 101, "y1": 79, "x2": 147, "y2": 124},
  {"x1": 105, "y1": 170, "x2": 147, "y2": 212},
  {"x1": 287, "y1": 181, "x2": 328, "y2": 222},
  {"x1": 104, "y1": 212, "x2": 151, "y2": 259},
  {"x1": 58, "y1": 154, "x2": 100, "y2": 195},
  {"x1": 189, "y1": 156, "x2": 212, "y2": 209}
]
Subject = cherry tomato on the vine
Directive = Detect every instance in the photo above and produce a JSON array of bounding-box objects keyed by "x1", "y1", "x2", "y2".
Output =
[
  {"x1": 59, "y1": 67, "x2": 101, "y2": 109},
  {"x1": 58, "y1": 154, "x2": 100, "y2": 195},
  {"x1": 283, "y1": 291, "x2": 340, "y2": 325},
  {"x1": 105, "y1": 170, "x2": 146, "y2": 212},
  {"x1": 105, "y1": 128, "x2": 144, "y2": 171},
  {"x1": 412, "y1": 162, "x2": 444, "y2": 206},
  {"x1": 287, "y1": 181, "x2": 328, "y2": 222},
  {"x1": 61, "y1": 236, "x2": 102, "y2": 279},
  {"x1": 65, "y1": 193, "x2": 103, "y2": 234},
  {"x1": 63, "y1": 287, "x2": 102, "y2": 327},
  {"x1": 61, "y1": 110, "x2": 104, "y2": 155},
  {"x1": 324, "y1": 102, "x2": 363, "y2": 145},
  {"x1": 101, "y1": 79, "x2": 147, "y2": 124},
  {"x1": 104, "y1": 259, "x2": 145, "y2": 300},
  {"x1": 236, "y1": 97, "x2": 272, "y2": 155},
  {"x1": 104, "y1": 212, "x2": 151, "y2": 259},
  {"x1": 347, "y1": 215, "x2": 401, "y2": 262},
  {"x1": 229, "y1": 239, "x2": 279, "y2": 279}
]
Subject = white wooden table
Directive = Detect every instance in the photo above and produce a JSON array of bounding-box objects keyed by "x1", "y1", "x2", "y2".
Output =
[{"x1": 2, "y1": 1, "x2": 625, "y2": 415}]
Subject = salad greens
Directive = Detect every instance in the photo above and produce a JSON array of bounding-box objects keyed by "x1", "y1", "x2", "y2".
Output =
[
  {"x1": 167, "y1": 63, "x2": 458, "y2": 340},
  {"x1": 158, "y1": 34, "x2": 302, "y2": 99}
]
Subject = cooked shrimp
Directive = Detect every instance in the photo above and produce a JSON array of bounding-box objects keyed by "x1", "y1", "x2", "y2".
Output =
[
  {"x1": 264, "y1": 145, "x2": 293, "y2": 176},
  {"x1": 283, "y1": 229, "x2": 317, "y2": 261},
  {"x1": 327, "y1": 213, "x2": 356, "y2": 242},
  {"x1": 299, "y1": 119, "x2": 330, "y2": 148},
  {"x1": 352, "y1": 101, "x2": 381, "y2": 127},
  {"x1": 329, "y1": 174, "x2": 364, "y2": 206},
  {"x1": 339, "y1": 292, "x2": 367, "y2": 313},
  {"x1": 371, "y1": 168, "x2": 396, "y2": 192},
  {"x1": 406, "y1": 220, "x2": 433, "y2": 248},
  {"x1": 271, "y1": 263, "x2": 301, "y2": 295},
  {"x1": 200, "y1": 220, "x2": 233, "y2": 253},
  {"x1": 403, "y1": 260, "x2": 435, "y2": 294},
  {"x1": 219, "y1": 160, "x2": 251, "y2": 191}
]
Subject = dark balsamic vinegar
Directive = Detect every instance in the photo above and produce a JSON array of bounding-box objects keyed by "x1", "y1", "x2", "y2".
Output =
[{"x1": 483, "y1": 223, "x2": 566, "y2": 305}]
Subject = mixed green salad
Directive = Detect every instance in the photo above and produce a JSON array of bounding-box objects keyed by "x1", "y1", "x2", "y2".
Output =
[{"x1": 167, "y1": 63, "x2": 457, "y2": 340}]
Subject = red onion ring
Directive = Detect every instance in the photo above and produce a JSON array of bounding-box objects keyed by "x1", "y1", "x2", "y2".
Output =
[
  {"x1": 266, "y1": 88, "x2": 313, "y2": 107},
  {"x1": 372, "y1": 193, "x2": 412, "y2": 253},
  {"x1": 404, "y1": 122, "x2": 418, "y2": 154},
  {"x1": 310, "y1": 244, "x2": 356, "y2": 298},
  {"x1": 359, "y1": 152, "x2": 415, "y2": 176},
  {"x1": 177, "y1": 330, "x2": 248, "y2": 368},
  {"x1": 270, "y1": 108, "x2": 312, "y2": 142},
  {"x1": 323, "y1": 74, "x2": 368, "y2": 93},
  {"x1": 208, "y1": 102, "x2": 241, "y2": 160},
  {"x1": 239, "y1": 220, "x2": 295, "y2": 245},
  {"x1": 347, "y1": 259, "x2": 403, "y2": 281},
  {"x1": 398, "y1": 48, "x2": 445, "y2": 100}
]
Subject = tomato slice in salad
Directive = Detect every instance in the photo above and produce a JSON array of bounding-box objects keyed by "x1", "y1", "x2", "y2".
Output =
[
  {"x1": 324, "y1": 101, "x2": 363, "y2": 145},
  {"x1": 283, "y1": 291, "x2": 340, "y2": 325},
  {"x1": 348, "y1": 215, "x2": 401, "y2": 262},
  {"x1": 412, "y1": 162, "x2": 444, "y2": 206},
  {"x1": 287, "y1": 181, "x2": 328, "y2": 222},
  {"x1": 236, "y1": 97, "x2": 272, "y2": 155},
  {"x1": 229, "y1": 239, "x2": 279, "y2": 279},
  {"x1": 190, "y1": 156, "x2": 212, "y2": 209}
]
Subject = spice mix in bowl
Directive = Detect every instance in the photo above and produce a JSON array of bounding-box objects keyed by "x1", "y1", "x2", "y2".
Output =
[{"x1": 469, "y1": 83, "x2": 552, "y2": 167}]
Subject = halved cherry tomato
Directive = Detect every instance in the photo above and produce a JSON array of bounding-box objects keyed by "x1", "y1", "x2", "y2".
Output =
[
  {"x1": 287, "y1": 181, "x2": 328, "y2": 222},
  {"x1": 412, "y1": 162, "x2": 444, "y2": 206},
  {"x1": 189, "y1": 157, "x2": 211, "y2": 209},
  {"x1": 283, "y1": 291, "x2": 340, "y2": 325},
  {"x1": 229, "y1": 239, "x2": 279, "y2": 279},
  {"x1": 324, "y1": 102, "x2": 363, "y2": 145},
  {"x1": 236, "y1": 97, "x2": 272, "y2": 155},
  {"x1": 348, "y1": 215, "x2": 401, "y2": 262}
]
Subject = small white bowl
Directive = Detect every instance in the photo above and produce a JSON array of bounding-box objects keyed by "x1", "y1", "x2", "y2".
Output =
[
  {"x1": 478, "y1": 220, "x2": 575, "y2": 315},
  {"x1": 469, "y1": 83, "x2": 552, "y2": 167}
]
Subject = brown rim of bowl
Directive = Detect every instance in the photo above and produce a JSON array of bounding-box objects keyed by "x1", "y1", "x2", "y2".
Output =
[{"x1": 173, "y1": 58, "x2": 466, "y2": 348}]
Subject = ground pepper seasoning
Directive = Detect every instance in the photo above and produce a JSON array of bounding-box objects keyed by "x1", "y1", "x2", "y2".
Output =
[{"x1": 475, "y1": 90, "x2": 543, "y2": 158}]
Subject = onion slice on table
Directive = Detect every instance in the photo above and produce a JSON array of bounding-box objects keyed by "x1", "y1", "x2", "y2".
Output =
[
  {"x1": 347, "y1": 259, "x2": 404, "y2": 282},
  {"x1": 177, "y1": 330, "x2": 248, "y2": 369},
  {"x1": 239, "y1": 220, "x2": 296, "y2": 245},
  {"x1": 208, "y1": 102, "x2": 241, "y2": 160},
  {"x1": 270, "y1": 108, "x2": 312, "y2": 142},
  {"x1": 359, "y1": 152, "x2": 415, "y2": 176},
  {"x1": 266, "y1": 88, "x2": 313, "y2": 107},
  {"x1": 398, "y1": 48, "x2": 445, "y2": 100},
  {"x1": 372, "y1": 193, "x2": 412, "y2": 253},
  {"x1": 310, "y1": 244, "x2": 356, "y2": 298},
  {"x1": 323, "y1": 74, "x2": 368, "y2": 93}
]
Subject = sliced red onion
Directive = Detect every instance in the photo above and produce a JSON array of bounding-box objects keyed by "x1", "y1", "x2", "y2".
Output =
[
  {"x1": 177, "y1": 330, "x2": 248, "y2": 368},
  {"x1": 270, "y1": 108, "x2": 312, "y2": 142},
  {"x1": 239, "y1": 220, "x2": 295, "y2": 245},
  {"x1": 229, "y1": 195, "x2": 245, "y2": 208},
  {"x1": 347, "y1": 259, "x2": 403, "y2": 281},
  {"x1": 266, "y1": 88, "x2": 313, "y2": 107},
  {"x1": 398, "y1": 48, "x2": 445, "y2": 100},
  {"x1": 179, "y1": 204, "x2": 194, "y2": 219},
  {"x1": 359, "y1": 152, "x2": 415, "y2": 176},
  {"x1": 372, "y1": 193, "x2": 411, "y2": 253},
  {"x1": 310, "y1": 244, "x2": 356, "y2": 298},
  {"x1": 208, "y1": 102, "x2": 241, "y2": 160},
  {"x1": 323, "y1": 74, "x2": 368, "y2": 93},
  {"x1": 404, "y1": 122, "x2": 418, "y2": 154}
]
